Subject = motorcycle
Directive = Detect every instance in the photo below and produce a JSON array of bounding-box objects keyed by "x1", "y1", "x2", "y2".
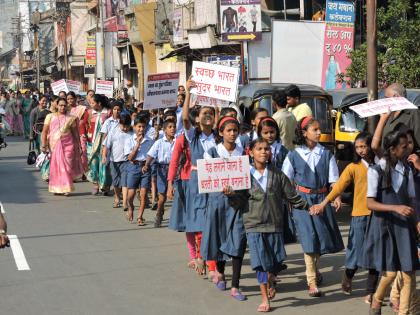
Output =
[{"x1": 0, "y1": 107, "x2": 8, "y2": 151}]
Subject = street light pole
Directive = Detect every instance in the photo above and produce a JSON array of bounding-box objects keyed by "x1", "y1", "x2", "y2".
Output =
[{"x1": 366, "y1": 0, "x2": 378, "y2": 133}]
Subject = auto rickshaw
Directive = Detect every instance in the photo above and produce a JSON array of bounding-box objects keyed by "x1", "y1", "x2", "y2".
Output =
[
  {"x1": 237, "y1": 83, "x2": 334, "y2": 149},
  {"x1": 329, "y1": 89, "x2": 369, "y2": 162},
  {"x1": 331, "y1": 88, "x2": 420, "y2": 162}
]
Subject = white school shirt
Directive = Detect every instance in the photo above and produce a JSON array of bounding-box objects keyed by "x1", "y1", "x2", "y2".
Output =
[
  {"x1": 282, "y1": 143, "x2": 339, "y2": 184},
  {"x1": 184, "y1": 127, "x2": 216, "y2": 154},
  {"x1": 203, "y1": 142, "x2": 243, "y2": 159},
  {"x1": 123, "y1": 134, "x2": 154, "y2": 162},
  {"x1": 147, "y1": 135, "x2": 176, "y2": 164},
  {"x1": 104, "y1": 128, "x2": 132, "y2": 162},
  {"x1": 100, "y1": 117, "x2": 119, "y2": 135},
  {"x1": 250, "y1": 166, "x2": 268, "y2": 192},
  {"x1": 367, "y1": 159, "x2": 416, "y2": 198}
]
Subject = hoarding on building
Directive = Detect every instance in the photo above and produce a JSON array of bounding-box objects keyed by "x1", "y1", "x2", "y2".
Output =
[
  {"x1": 321, "y1": 0, "x2": 355, "y2": 90},
  {"x1": 220, "y1": 0, "x2": 261, "y2": 42}
]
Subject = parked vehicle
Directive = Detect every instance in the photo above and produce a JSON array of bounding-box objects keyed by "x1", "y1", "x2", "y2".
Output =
[
  {"x1": 237, "y1": 83, "x2": 334, "y2": 148},
  {"x1": 331, "y1": 88, "x2": 420, "y2": 162}
]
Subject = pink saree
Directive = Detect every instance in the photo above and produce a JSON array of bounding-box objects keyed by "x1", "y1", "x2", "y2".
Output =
[{"x1": 46, "y1": 113, "x2": 84, "y2": 193}]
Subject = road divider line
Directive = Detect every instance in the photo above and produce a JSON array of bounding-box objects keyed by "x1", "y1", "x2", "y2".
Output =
[{"x1": 8, "y1": 235, "x2": 30, "y2": 271}]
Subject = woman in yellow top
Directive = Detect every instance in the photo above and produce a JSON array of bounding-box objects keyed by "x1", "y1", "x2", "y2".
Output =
[{"x1": 310, "y1": 132, "x2": 379, "y2": 303}]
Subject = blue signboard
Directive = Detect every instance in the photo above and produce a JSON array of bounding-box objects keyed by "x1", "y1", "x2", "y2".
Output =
[{"x1": 325, "y1": 0, "x2": 355, "y2": 25}]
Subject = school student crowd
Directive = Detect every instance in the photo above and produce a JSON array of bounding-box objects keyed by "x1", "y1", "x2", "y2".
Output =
[{"x1": 35, "y1": 81, "x2": 419, "y2": 314}]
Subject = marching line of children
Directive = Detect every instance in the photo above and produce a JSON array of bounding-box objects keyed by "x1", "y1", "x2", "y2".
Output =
[
  {"x1": 51, "y1": 86, "x2": 419, "y2": 314},
  {"x1": 162, "y1": 78, "x2": 419, "y2": 314}
]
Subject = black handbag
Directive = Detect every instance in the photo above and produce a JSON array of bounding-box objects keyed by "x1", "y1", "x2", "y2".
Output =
[{"x1": 27, "y1": 140, "x2": 37, "y2": 165}]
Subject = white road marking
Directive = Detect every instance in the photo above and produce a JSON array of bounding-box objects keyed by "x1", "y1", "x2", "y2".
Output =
[
  {"x1": 0, "y1": 202, "x2": 5, "y2": 214},
  {"x1": 8, "y1": 235, "x2": 30, "y2": 271}
]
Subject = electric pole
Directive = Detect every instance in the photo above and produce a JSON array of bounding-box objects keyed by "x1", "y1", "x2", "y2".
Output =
[
  {"x1": 11, "y1": 14, "x2": 23, "y2": 90},
  {"x1": 366, "y1": 0, "x2": 378, "y2": 133}
]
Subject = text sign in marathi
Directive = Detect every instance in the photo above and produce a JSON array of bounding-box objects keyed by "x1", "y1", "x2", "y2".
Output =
[
  {"x1": 96, "y1": 80, "x2": 114, "y2": 97},
  {"x1": 197, "y1": 156, "x2": 251, "y2": 193},
  {"x1": 349, "y1": 97, "x2": 418, "y2": 118},
  {"x1": 191, "y1": 61, "x2": 239, "y2": 103},
  {"x1": 144, "y1": 72, "x2": 180, "y2": 110}
]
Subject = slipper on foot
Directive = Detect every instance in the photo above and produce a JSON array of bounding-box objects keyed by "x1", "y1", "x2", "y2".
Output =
[
  {"x1": 230, "y1": 288, "x2": 246, "y2": 301},
  {"x1": 216, "y1": 281, "x2": 227, "y2": 291}
]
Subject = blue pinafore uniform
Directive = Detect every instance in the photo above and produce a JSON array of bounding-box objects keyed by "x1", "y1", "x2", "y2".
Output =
[
  {"x1": 184, "y1": 132, "x2": 214, "y2": 233},
  {"x1": 283, "y1": 146, "x2": 344, "y2": 255},
  {"x1": 168, "y1": 178, "x2": 187, "y2": 232},
  {"x1": 269, "y1": 142, "x2": 295, "y2": 243},
  {"x1": 361, "y1": 163, "x2": 419, "y2": 272},
  {"x1": 200, "y1": 144, "x2": 247, "y2": 261}
]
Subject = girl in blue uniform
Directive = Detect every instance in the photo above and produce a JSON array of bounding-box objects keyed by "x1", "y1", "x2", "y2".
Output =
[
  {"x1": 181, "y1": 78, "x2": 217, "y2": 275},
  {"x1": 362, "y1": 129, "x2": 419, "y2": 315},
  {"x1": 257, "y1": 117, "x2": 294, "y2": 244},
  {"x1": 257, "y1": 117, "x2": 288, "y2": 173},
  {"x1": 282, "y1": 116, "x2": 344, "y2": 297},
  {"x1": 201, "y1": 116, "x2": 247, "y2": 301},
  {"x1": 240, "y1": 108, "x2": 268, "y2": 148},
  {"x1": 242, "y1": 138, "x2": 310, "y2": 312}
]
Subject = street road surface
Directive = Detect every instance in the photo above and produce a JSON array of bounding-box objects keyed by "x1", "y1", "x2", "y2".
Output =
[{"x1": 0, "y1": 137, "x2": 417, "y2": 315}]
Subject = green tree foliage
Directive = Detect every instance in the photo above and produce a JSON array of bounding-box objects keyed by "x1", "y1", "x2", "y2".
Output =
[{"x1": 346, "y1": 0, "x2": 420, "y2": 88}]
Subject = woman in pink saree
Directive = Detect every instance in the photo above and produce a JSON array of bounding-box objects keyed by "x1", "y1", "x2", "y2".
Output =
[{"x1": 41, "y1": 98, "x2": 84, "y2": 195}]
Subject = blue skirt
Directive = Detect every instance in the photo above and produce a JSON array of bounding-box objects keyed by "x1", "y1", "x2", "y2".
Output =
[
  {"x1": 168, "y1": 180, "x2": 186, "y2": 232},
  {"x1": 184, "y1": 171, "x2": 207, "y2": 232},
  {"x1": 247, "y1": 232, "x2": 287, "y2": 274},
  {"x1": 201, "y1": 192, "x2": 229, "y2": 261},
  {"x1": 360, "y1": 212, "x2": 420, "y2": 272},
  {"x1": 220, "y1": 204, "x2": 247, "y2": 258},
  {"x1": 345, "y1": 216, "x2": 368, "y2": 270},
  {"x1": 293, "y1": 192, "x2": 344, "y2": 255}
]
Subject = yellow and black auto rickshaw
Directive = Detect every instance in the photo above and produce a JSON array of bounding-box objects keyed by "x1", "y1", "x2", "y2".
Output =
[
  {"x1": 330, "y1": 88, "x2": 420, "y2": 162},
  {"x1": 237, "y1": 83, "x2": 334, "y2": 149}
]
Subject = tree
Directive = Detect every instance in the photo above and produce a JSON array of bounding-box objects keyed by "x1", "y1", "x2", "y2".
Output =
[{"x1": 346, "y1": 0, "x2": 420, "y2": 88}]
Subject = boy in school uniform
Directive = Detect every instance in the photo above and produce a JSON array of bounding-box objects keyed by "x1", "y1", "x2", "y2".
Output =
[
  {"x1": 124, "y1": 117, "x2": 154, "y2": 225},
  {"x1": 143, "y1": 119, "x2": 177, "y2": 227},
  {"x1": 102, "y1": 114, "x2": 132, "y2": 210}
]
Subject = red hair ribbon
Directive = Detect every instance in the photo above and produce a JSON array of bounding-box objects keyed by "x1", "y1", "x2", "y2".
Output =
[
  {"x1": 259, "y1": 117, "x2": 276, "y2": 125},
  {"x1": 300, "y1": 116, "x2": 314, "y2": 129},
  {"x1": 218, "y1": 116, "x2": 238, "y2": 129}
]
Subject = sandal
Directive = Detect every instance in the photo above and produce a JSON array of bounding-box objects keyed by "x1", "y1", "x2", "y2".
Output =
[
  {"x1": 389, "y1": 299, "x2": 399, "y2": 313},
  {"x1": 137, "y1": 217, "x2": 146, "y2": 226},
  {"x1": 268, "y1": 275, "x2": 277, "y2": 300},
  {"x1": 369, "y1": 295, "x2": 382, "y2": 315},
  {"x1": 316, "y1": 272, "x2": 323, "y2": 286},
  {"x1": 308, "y1": 286, "x2": 322, "y2": 298},
  {"x1": 257, "y1": 303, "x2": 271, "y2": 313},
  {"x1": 230, "y1": 288, "x2": 246, "y2": 301},
  {"x1": 187, "y1": 260, "x2": 196, "y2": 269},
  {"x1": 341, "y1": 273, "x2": 352, "y2": 295},
  {"x1": 91, "y1": 188, "x2": 100, "y2": 196},
  {"x1": 113, "y1": 201, "x2": 122, "y2": 208},
  {"x1": 194, "y1": 258, "x2": 206, "y2": 276},
  {"x1": 215, "y1": 280, "x2": 227, "y2": 291},
  {"x1": 207, "y1": 270, "x2": 216, "y2": 282}
]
